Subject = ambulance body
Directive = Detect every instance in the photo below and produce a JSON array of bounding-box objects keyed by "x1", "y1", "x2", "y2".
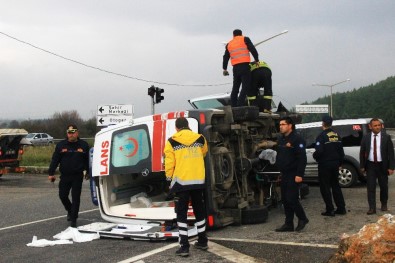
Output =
[{"x1": 90, "y1": 106, "x2": 281, "y2": 234}]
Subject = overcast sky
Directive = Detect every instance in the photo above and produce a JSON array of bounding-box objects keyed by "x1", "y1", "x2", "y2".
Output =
[{"x1": 1, "y1": 1, "x2": 394, "y2": 121}]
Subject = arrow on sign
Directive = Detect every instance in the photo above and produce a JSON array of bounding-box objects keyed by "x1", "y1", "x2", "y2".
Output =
[
  {"x1": 99, "y1": 107, "x2": 105, "y2": 114},
  {"x1": 99, "y1": 118, "x2": 104, "y2": 124}
]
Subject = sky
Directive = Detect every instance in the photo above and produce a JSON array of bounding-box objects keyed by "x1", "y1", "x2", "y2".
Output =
[{"x1": 1, "y1": 0, "x2": 394, "y2": 121}]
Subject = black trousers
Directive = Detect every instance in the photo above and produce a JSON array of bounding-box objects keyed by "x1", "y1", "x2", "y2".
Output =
[
  {"x1": 366, "y1": 161, "x2": 388, "y2": 210},
  {"x1": 59, "y1": 175, "x2": 83, "y2": 221},
  {"x1": 318, "y1": 164, "x2": 345, "y2": 212},
  {"x1": 176, "y1": 189, "x2": 208, "y2": 247},
  {"x1": 248, "y1": 67, "x2": 272, "y2": 97},
  {"x1": 231, "y1": 63, "x2": 252, "y2": 107},
  {"x1": 280, "y1": 178, "x2": 308, "y2": 226}
]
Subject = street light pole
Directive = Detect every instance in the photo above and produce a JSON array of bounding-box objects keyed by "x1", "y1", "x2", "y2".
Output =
[{"x1": 312, "y1": 79, "x2": 350, "y2": 117}]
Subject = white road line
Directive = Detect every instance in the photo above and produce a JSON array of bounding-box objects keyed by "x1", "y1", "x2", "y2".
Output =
[
  {"x1": 0, "y1": 208, "x2": 99, "y2": 231},
  {"x1": 117, "y1": 242, "x2": 180, "y2": 263},
  {"x1": 210, "y1": 237, "x2": 339, "y2": 249},
  {"x1": 208, "y1": 241, "x2": 264, "y2": 263},
  {"x1": 117, "y1": 239, "x2": 263, "y2": 263},
  {"x1": 117, "y1": 236, "x2": 338, "y2": 262}
]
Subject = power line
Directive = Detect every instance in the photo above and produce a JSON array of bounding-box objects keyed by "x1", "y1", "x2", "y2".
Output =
[{"x1": 0, "y1": 31, "x2": 230, "y2": 87}]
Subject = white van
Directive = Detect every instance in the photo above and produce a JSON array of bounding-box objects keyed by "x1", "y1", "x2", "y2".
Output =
[
  {"x1": 296, "y1": 118, "x2": 383, "y2": 187},
  {"x1": 86, "y1": 106, "x2": 284, "y2": 239}
]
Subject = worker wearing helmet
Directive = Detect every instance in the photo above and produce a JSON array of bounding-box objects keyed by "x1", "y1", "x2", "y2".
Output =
[
  {"x1": 247, "y1": 61, "x2": 273, "y2": 113},
  {"x1": 223, "y1": 29, "x2": 259, "y2": 107}
]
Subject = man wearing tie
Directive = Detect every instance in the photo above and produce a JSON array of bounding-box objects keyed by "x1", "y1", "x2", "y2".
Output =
[{"x1": 360, "y1": 118, "x2": 394, "y2": 215}]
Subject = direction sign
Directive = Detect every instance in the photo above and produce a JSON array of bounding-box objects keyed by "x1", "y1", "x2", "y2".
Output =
[
  {"x1": 295, "y1": 104, "x2": 329, "y2": 114},
  {"x1": 97, "y1": 104, "x2": 134, "y2": 116},
  {"x1": 96, "y1": 115, "x2": 133, "y2": 126}
]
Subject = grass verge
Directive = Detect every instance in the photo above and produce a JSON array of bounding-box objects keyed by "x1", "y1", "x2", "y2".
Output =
[{"x1": 20, "y1": 145, "x2": 54, "y2": 167}]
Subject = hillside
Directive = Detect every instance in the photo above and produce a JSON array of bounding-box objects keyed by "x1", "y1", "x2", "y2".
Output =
[{"x1": 300, "y1": 76, "x2": 395, "y2": 127}]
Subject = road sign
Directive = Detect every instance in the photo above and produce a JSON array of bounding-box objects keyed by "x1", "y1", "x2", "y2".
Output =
[
  {"x1": 295, "y1": 104, "x2": 329, "y2": 113},
  {"x1": 97, "y1": 104, "x2": 134, "y2": 116},
  {"x1": 96, "y1": 115, "x2": 133, "y2": 126}
]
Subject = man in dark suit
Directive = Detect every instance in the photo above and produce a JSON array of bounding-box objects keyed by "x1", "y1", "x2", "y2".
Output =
[{"x1": 360, "y1": 118, "x2": 394, "y2": 215}]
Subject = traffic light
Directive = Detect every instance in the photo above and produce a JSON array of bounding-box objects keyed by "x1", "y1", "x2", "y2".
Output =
[
  {"x1": 155, "y1": 87, "x2": 164, "y2": 104},
  {"x1": 148, "y1": 86, "x2": 156, "y2": 98}
]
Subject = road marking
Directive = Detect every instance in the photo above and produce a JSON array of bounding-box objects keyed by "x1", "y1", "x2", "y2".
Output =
[
  {"x1": 117, "y1": 239, "x2": 262, "y2": 263},
  {"x1": 208, "y1": 241, "x2": 264, "y2": 263},
  {"x1": 210, "y1": 237, "x2": 339, "y2": 249},
  {"x1": 0, "y1": 208, "x2": 99, "y2": 231},
  {"x1": 117, "y1": 242, "x2": 179, "y2": 263},
  {"x1": 116, "y1": 235, "x2": 338, "y2": 263}
]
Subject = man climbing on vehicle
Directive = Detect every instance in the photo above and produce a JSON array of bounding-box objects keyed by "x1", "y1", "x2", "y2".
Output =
[
  {"x1": 223, "y1": 29, "x2": 259, "y2": 107},
  {"x1": 247, "y1": 60, "x2": 273, "y2": 113}
]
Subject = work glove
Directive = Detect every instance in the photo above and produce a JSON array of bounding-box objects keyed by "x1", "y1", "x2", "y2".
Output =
[{"x1": 223, "y1": 70, "x2": 229, "y2": 76}]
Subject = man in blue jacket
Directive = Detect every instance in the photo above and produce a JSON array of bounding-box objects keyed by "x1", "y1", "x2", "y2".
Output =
[
  {"x1": 275, "y1": 117, "x2": 309, "y2": 232},
  {"x1": 48, "y1": 124, "x2": 89, "y2": 227},
  {"x1": 313, "y1": 115, "x2": 346, "y2": 216}
]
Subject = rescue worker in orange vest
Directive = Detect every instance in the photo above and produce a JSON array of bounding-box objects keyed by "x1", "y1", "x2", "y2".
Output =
[
  {"x1": 223, "y1": 29, "x2": 259, "y2": 107},
  {"x1": 247, "y1": 60, "x2": 273, "y2": 113}
]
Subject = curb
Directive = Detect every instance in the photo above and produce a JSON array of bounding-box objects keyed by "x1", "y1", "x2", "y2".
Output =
[{"x1": 20, "y1": 166, "x2": 59, "y2": 174}]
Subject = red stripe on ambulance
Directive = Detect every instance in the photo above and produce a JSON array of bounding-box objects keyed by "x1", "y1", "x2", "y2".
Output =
[
  {"x1": 151, "y1": 111, "x2": 186, "y2": 172},
  {"x1": 152, "y1": 120, "x2": 163, "y2": 171},
  {"x1": 100, "y1": 140, "x2": 110, "y2": 175}
]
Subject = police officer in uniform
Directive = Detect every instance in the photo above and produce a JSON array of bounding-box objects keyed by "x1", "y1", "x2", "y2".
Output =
[
  {"x1": 164, "y1": 117, "x2": 209, "y2": 257},
  {"x1": 223, "y1": 29, "x2": 259, "y2": 107},
  {"x1": 275, "y1": 117, "x2": 309, "y2": 232},
  {"x1": 247, "y1": 60, "x2": 273, "y2": 113},
  {"x1": 313, "y1": 115, "x2": 346, "y2": 216},
  {"x1": 48, "y1": 124, "x2": 89, "y2": 227}
]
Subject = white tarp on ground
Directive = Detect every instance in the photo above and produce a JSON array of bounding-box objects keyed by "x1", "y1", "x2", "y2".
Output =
[{"x1": 26, "y1": 227, "x2": 100, "y2": 247}]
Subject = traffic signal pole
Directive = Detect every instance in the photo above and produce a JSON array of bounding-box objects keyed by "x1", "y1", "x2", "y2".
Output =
[{"x1": 147, "y1": 85, "x2": 164, "y2": 115}]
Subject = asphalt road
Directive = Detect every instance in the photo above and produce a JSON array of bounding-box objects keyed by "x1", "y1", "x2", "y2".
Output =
[{"x1": 1, "y1": 173, "x2": 394, "y2": 263}]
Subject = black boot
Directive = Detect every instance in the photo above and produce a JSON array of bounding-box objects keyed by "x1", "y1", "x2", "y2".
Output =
[
  {"x1": 263, "y1": 98, "x2": 272, "y2": 113},
  {"x1": 275, "y1": 223, "x2": 294, "y2": 232},
  {"x1": 247, "y1": 96, "x2": 258, "y2": 107}
]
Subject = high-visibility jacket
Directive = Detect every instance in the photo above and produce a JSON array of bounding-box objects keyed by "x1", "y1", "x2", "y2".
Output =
[
  {"x1": 250, "y1": 61, "x2": 271, "y2": 71},
  {"x1": 227, "y1": 36, "x2": 251, "y2": 66},
  {"x1": 164, "y1": 129, "x2": 208, "y2": 193}
]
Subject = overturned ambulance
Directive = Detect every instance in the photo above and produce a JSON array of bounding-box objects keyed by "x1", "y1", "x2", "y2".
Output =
[{"x1": 87, "y1": 105, "x2": 285, "y2": 239}]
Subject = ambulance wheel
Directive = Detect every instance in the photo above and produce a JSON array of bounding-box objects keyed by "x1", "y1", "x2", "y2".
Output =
[
  {"x1": 241, "y1": 205, "x2": 268, "y2": 224},
  {"x1": 212, "y1": 147, "x2": 234, "y2": 190},
  {"x1": 232, "y1": 106, "x2": 259, "y2": 122}
]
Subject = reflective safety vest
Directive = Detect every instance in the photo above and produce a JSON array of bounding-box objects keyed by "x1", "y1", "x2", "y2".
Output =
[
  {"x1": 250, "y1": 61, "x2": 270, "y2": 71},
  {"x1": 228, "y1": 36, "x2": 251, "y2": 66}
]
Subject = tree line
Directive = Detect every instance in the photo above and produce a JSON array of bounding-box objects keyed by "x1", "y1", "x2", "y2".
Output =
[
  {"x1": 2, "y1": 75, "x2": 394, "y2": 137},
  {"x1": 298, "y1": 76, "x2": 395, "y2": 127},
  {"x1": 0, "y1": 110, "x2": 98, "y2": 139}
]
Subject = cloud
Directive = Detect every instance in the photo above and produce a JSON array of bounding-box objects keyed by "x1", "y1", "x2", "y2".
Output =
[{"x1": 1, "y1": 0, "x2": 394, "y2": 120}]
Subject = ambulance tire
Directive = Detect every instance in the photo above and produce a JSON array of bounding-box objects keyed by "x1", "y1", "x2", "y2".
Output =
[
  {"x1": 212, "y1": 147, "x2": 234, "y2": 190},
  {"x1": 232, "y1": 106, "x2": 259, "y2": 122},
  {"x1": 241, "y1": 205, "x2": 268, "y2": 224}
]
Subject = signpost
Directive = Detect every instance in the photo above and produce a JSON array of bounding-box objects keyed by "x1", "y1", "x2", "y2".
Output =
[
  {"x1": 97, "y1": 104, "x2": 134, "y2": 127},
  {"x1": 295, "y1": 104, "x2": 329, "y2": 114}
]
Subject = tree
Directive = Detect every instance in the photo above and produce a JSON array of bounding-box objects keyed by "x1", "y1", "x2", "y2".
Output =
[{"x1": 50, "y1": 110, "x2": 84, "y2": 139}]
